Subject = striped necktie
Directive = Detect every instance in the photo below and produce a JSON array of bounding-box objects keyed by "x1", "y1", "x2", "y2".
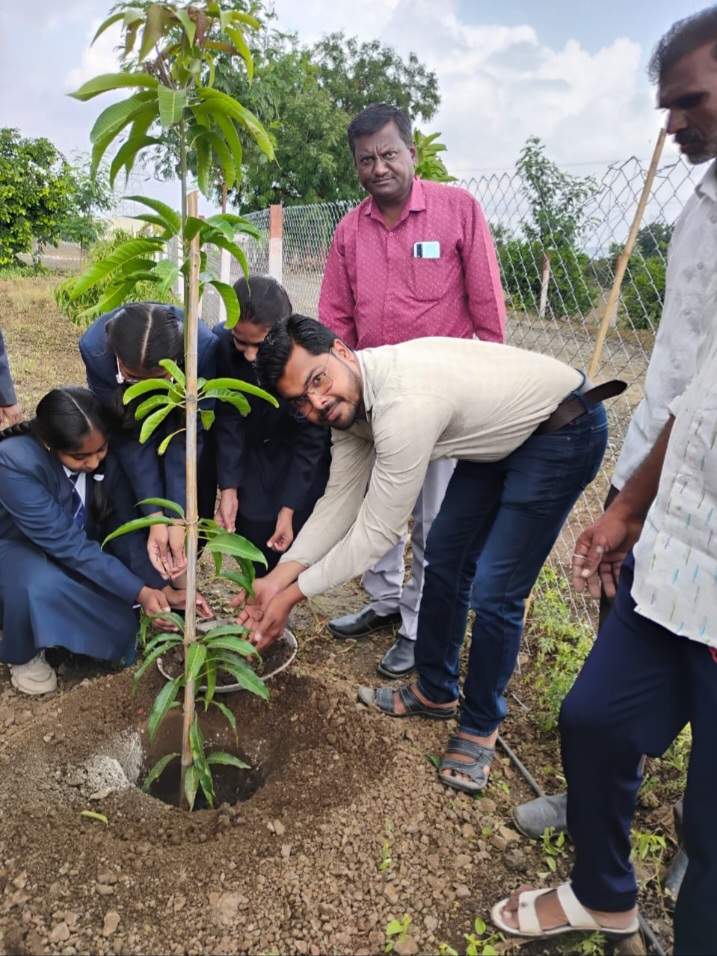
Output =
[{"x1": 68, "y1": 472, "x2": 86, "y2": 529}]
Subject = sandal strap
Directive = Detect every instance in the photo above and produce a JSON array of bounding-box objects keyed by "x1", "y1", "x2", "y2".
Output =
[
  {"x1": 556, "y1": 883, "x2": 601, "y2": 930},
  {"x1": 397, "y1": 683, "x2": 422, "y2": 712},
  {"x1": 374, "y1": 685, "x2": 400, "y2": 714},
  {"x1": 446, "y1": 734, "x2": 496, "y2": 763},
  {"x1": 516, "y1": 887, "x2": 554, "y2": 934}
]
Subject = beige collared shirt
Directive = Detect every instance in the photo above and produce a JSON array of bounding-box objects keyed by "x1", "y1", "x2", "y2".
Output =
[{"x1": 282, "y1": 337, "x2": 582, "y2": 597}]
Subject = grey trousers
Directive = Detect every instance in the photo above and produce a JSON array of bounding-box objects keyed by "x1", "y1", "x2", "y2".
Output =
[{"x1": 362, "y1": 458, "x2": 456, "y2": 641}]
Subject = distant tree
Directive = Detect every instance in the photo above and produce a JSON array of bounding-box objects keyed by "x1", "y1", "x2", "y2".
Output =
[
  {"x1": 0, "y1": 128, "x2": 76, "y2": 267},
  {"x1": 635, "y1": 221, "x2": 673, "y2": 259},
  {"x1": 59, "y1": 159, "x2": 115, "y2": 252}
]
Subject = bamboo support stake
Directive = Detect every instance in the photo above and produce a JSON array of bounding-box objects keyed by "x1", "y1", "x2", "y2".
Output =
[
  {"x1": 179, "y1": 190, "x2": 201, "y2": 809},
  {"x1": 588, "y1": 127, "x2": 667, "y2": 379},
  {"x1": 538, "y1": 253, "x2": 551, "y2": 320}
]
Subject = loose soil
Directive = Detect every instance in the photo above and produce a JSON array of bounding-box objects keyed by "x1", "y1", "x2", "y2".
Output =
[{"x1": 0, "y1": 279, "x2": 676, "y2": 955}]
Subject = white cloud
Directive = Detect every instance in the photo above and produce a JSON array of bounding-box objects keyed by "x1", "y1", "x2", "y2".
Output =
[{"x1": 64, "y1": 18, "x2": 124, "y2": 91}]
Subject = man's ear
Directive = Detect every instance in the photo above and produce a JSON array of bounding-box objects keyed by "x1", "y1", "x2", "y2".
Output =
[{"x1": 332, "y1": 338, "x2": 353, "y2": 361}]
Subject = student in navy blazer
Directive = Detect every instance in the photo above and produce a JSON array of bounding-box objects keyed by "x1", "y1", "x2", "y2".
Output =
[
  {"x1": 79, "y1": 302, "x2": 218, "y2": 580},
  {"x1": 213, "y1": 276, "x2": 330, "y2": 572},
  {"x1": 0, "y1": 388, "x2": 209, "y2": 696}
]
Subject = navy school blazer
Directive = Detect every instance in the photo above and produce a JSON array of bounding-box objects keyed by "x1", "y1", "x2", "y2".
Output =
[
  {"x1": 79, "y1": 306, "x2": 218, "y2": 515},
  {"x1": 0, "y1": 434, "x2": 148, "y2": 604},
  {"x1": 212, "y1": 324, "x2": 330, "y2": 521}
]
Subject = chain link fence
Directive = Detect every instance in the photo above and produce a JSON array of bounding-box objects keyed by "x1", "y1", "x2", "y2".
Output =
[{"x1": 217, "y1": 155, "x2": 699, "y2": 626}]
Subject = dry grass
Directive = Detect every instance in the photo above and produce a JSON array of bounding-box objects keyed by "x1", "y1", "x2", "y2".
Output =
[{"x1": 0, "y1": 275, "x2": 85, "y2": 413}]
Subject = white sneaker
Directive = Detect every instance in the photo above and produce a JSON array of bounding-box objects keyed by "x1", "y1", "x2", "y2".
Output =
[{"x1": 10, "y1": 652, "x2": 58, "y2": 695}]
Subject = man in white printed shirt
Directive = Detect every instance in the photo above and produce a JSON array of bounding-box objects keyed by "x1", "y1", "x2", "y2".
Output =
[
  {"x1": 238, "y1": 316, "x2": 617, "y2": 795},
  {"x1": 491, "y1": 14, "x2": 717, "y2": 951}
]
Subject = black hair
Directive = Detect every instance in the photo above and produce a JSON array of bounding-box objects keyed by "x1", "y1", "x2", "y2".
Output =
[
  {"x1": 347, "y1": 103, "x2": 413, "y2": 156},
  {"x1": 106, "y1": 302, "x2": 183, "y2": 370},
  {"x1": 0, "y1": 387, "x2": 111, "y2": 524},
  {"x1": 233, "y1": 275, "x2": 292, "y2": 329},
  {"x1": 255, "y1": 314, "x2": 337, "y2": 391},
  {"x1": 649, "y1": 6, "x2": 717, "y2": 82}
]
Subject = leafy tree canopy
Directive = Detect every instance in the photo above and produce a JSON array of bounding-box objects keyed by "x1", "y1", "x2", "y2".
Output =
[{"x1": 0, "y1": 128, "x2": 77, "y2": 266}]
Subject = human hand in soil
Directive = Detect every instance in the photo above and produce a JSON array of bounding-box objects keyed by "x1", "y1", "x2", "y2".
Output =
[
  {"x1": 163, "y1": 586, "x2": 214, "y2": 620},
  {"x1": 231, "y1": 575, "x2": 280, "y2": 620},
  {"x1": 572, "y1": 506, "x2": 642, "y2": 599},
  {"x1": 267, "y1": 507, "x2": 294, "y2": 552},
  {"x1": 0, "y1": 402, "x2": 22, "y2": 428},
  {"x1": 215, "y1": 488, "x2": 239, "y2": 532},
  {"x1": 246, "y1": 590, "x2": 294, "y2": 652}
]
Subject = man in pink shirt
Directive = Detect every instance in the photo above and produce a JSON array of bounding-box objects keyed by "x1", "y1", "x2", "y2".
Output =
[{"x1": 320, "y1": 102, "x2": 506, "y2": 678}]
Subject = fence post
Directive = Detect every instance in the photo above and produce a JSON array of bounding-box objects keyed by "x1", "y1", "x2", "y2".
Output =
[
  {"x1": 588, "y1": 127, "x2": 667, "y2": 379},
  {"x1": 268, "y1": 203, "x2": 283, "y2": 283},
  {"x1": 538, "y1": 254, "x2": 551, "y2": 320}
]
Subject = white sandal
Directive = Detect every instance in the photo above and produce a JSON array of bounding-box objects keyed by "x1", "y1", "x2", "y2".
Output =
[{"x1": 491, "y1": 882, "x2": 640, "y2": 939}]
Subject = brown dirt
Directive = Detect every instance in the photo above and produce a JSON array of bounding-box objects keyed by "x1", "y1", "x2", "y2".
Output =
[{"x1": 0, "y1": 279, "x2": 674, "y2": 955}]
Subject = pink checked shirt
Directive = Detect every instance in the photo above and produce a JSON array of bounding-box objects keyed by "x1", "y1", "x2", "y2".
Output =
[{"x1": 319, "y1": 178, "x2": 506, "y2": 348}]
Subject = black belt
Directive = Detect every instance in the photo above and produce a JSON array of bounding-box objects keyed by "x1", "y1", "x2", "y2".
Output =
[{"x1": 535, "y1": 379, "x2": 627, "y2": 434}]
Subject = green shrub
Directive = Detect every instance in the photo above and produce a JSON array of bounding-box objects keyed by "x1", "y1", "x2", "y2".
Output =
[
  {"x1": 497, "y1": 238, "x2": 598, "y2": 318},
  {"x1": 54, "y1": 229, "x2": 178, "y2": 325},
  {"x1": 619, "y1": 254, "x2": 666, "y2": 331}
]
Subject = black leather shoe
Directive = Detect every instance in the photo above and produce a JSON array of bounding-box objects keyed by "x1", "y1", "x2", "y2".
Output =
[
  {"x1": 512, "y1": 793, "x2": 567, "y2": 839},
  {"x1": 377, "y1": 636, "x2": 416, "y2": 678},
  {"x1": 328, "y1": 606, "x2": 401, "y2": 639}
]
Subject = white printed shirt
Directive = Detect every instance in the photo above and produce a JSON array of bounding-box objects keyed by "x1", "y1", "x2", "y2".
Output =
[
  {"x1": 613, "y1": 161, "x2": 717, "y2": 488},
  {"x1": 632, "y1": 293, "x2": 717, "y2": 648}
]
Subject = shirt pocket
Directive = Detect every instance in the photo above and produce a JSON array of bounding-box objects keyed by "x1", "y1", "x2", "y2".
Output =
[{"x1": 411, "y1": 255, "x2": 452, "y2": 301}]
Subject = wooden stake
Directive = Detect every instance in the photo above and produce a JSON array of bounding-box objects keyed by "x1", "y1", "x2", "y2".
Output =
[
  {"x1": 588, "y1": 127, "x2": 667, "y2": 380},
  {"x1": 538, "y1": 253, "x2": 551, "y2": 320},
  {"x1": 179, "y1": 190, "x2": 201, "y2": 809}
]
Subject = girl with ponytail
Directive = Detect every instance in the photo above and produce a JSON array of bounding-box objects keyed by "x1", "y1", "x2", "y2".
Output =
[
  {"x1": 0, "y1": 387, "x2": 211, "y2": 696},
  {"x1": 79, "y1": 302, "x2": 218, "y2": 581}
]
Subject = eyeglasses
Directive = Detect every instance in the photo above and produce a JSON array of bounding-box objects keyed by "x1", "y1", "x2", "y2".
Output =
[{"x1": 287, "y1": 353, "x2": 333, "y2": 420}]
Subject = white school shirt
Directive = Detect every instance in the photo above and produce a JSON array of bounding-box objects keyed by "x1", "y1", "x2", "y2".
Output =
[
  {"x1": 281, "y1": 337, "x2": 581, "y2": 598},
  {"x1": 632, "y1": 288, "x2": 717, "y2": 648},
  {"x1": 613, "y1": 161, "x2": 717, "y2": 489},
  {"x1": 62, "y1": 467, "x2": 87, "y2": 506}
]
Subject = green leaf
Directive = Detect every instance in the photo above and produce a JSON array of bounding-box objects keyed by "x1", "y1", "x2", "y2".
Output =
[
  {"x1": 200, "y1": 409, "x2": 216, "y2": 430},
  {"x1": 185, "y1": 642, "x2": 207, "y2": 683},
  {"x1": 228, "y1": 11, "x2": 261, "y2": 30},
  {"x1": 109, "y1": 134, "x2": 161, "y2": 188},
  {"x1": 159, "y1": 358, "x2": 186, "y2": 386},
  {"x1": 91, "y1": 11, "x2": 125, "y2": 43},
  {"x1": 225, "y1": 26, "x2": 253, "y2": 82},
  {"x1": 148, "y1": 677, "x2": 181, "y2": 741},
  {"x1": 204, "y1": 214, "x2": 261, "y2": 242},
  {"x1": 123, "y1": 377, "x2": 174, "y2": 403},
  {"x1": 143, "y1": 629, "x2": 184, "y2": 656},
  {"x1": 68, "y1": 237, "x2": 163, "y2": 299},
  {"x1": 173, "y1": 7, "x2": 196, "y2": 45},
  {"x1": 92, "y1": 102, "x2": 158, "y2": 174},
  {"x1": 205, "y1": 279, "x2": 237, "y2": 328},
  {"x1": 197, "y1": 88, "x2": 275, "y2": 160},
  {"x1": 134, "y1": 392, "x2": 176, "y2": 420},
  {"x1": 195, "y1": 132, "x2": 211, "y2": 197},
  {"x1": 207, "y1": 751, "x2": 250, "y2": 770},
  {"x1": 205, "y1": 636, "x2": 259, "y2": 660},
  {"x1": 189, "y1": 716, "x2": 215, "y2": 807},
  {"x1": 218, "y1": 569, "x2": 254, "y2": 595},
  {"x1": 77, "y1": 279, "x2": 140, "y2": 322},
  {"x1": 209, "y1": 699, "x2": 237, "y2": 733},
  {"x1": 102, "y1": 515, "x2": 174, "y2": 548},
  {"x1": 152, "y1": 257, "x2": 181, "y2": 296},
  {"x1": 203, "y1": 657, "x2": 217, "y2": 708},
  {"x1": 149, "y1": 610, "x2": 186, "y2": 631},
  {"x1": 157, "y1": 84, "x2": 187, "y2": 129},
  {"x1": 209, "y1": 652, "x2": 269, "y2": 700},
  {"x1": 137, "y1": 497, "x2": 185, "y2": 517},
  {"x1": 206, "y1": 130, "x2": 236, "y2": 189},
  {"x1": 80, "y1": 810, "x2": 108, "y2": 825},
  {"x1": 141, "y1": 752, "x2": 179, "y2": 792},
  {"x1": 139, "y1": 403, "x2": 176, "y2": 443},
  {"x1": 205, "y1": 532, "x2": 267, "y2": 566},
  {"x1": 124, "y1": 195, "x2": 181, "y2": 235},
  {"x1": 133, "y1": 638, "x2": 181, "y2": 682},
  {"x1": 139, "y1": 3, "x2": 167, "y2": 61},
  {"x1": 204, "y1": 229, "x2": 251, "y2": 280},
  {"x1": 158, "y1": 428, "x2": 185, "y2": 455},
  {"x1": 89, "y1": 91, "x2": 153, "y2": 144},
  {"x1": 70, "y1": 71, "x2": 158, "y2": 101},
  {"x1": 204, "y1": 388, "x2": 251, "y2": 416},
  {"x1": 209, "y1": 110, "x2": 243, "y2": 177},
  {"x1": 203, "y1": 377, "x2": 278, "y2": 406},
  {"x1": 183, "y1": 764, "x2": 198, "y2": 810}
]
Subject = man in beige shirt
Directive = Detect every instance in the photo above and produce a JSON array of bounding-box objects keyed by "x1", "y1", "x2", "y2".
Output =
[{"x1": 238, "y1": 315, "x2": 612, "y2": 794}]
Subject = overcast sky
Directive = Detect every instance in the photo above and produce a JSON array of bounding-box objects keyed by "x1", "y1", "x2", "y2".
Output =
[{"x1": 0, "y1": 0, "x2": 707, "y2": 207}]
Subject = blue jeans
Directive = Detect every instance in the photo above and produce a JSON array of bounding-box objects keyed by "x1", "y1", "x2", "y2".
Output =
[
  {"x1": 415, "y1": 401, "x2": 607, "y2": 736},
  {"x1": 561, "y1": 554, "x2": 717, "y2": 954}
]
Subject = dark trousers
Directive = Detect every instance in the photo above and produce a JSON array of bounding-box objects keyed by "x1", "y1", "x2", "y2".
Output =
[
  {"x1": 415, "y1": 402, "x2": 608, "y2": 735},
  {"x1": 560, "y1": 555, "x2": 717, "y2": 955}
]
